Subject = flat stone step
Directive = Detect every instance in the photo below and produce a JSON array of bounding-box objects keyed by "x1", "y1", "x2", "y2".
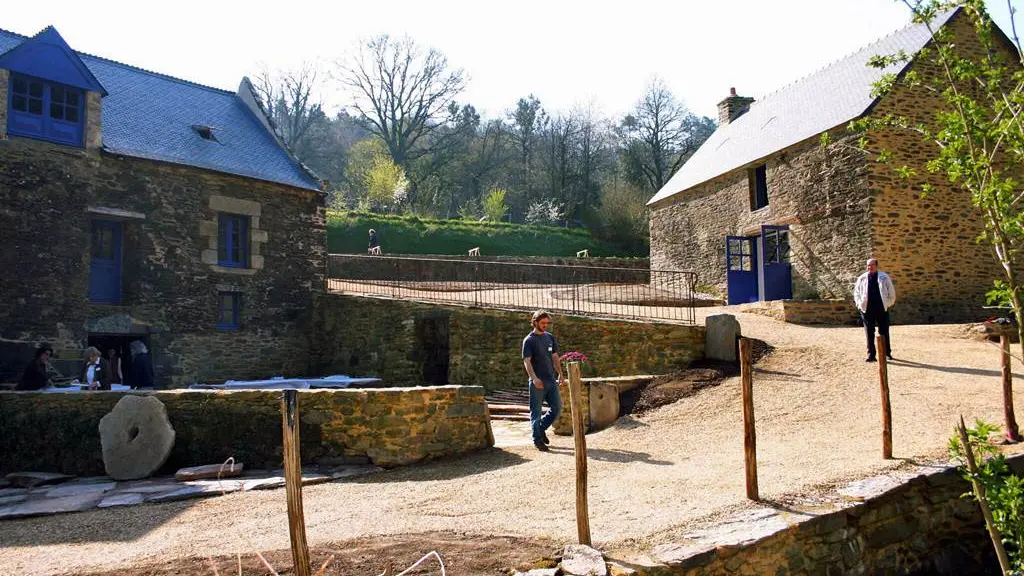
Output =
[
  {"x1": 491, "y1": 414, "x2": 531, "y2": 422},
  {"x1": 488, "y1": 404, "x2": 530, "y2": 414}
]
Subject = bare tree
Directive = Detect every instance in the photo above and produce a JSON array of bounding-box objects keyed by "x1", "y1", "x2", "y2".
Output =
[
  {"x1": 252, "y1": 63, "x2": 327, "y2": 154},
  {"x1": 337, "y1": 35, "x2": 466, "y2": 169},
  {"x1": 619, "y1": 77, "x2": 716, "y2": 192}
]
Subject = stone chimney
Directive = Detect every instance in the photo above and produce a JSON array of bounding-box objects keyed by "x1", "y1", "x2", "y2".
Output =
[{"x1": 717, "y1": 87, "x2": 755, "y2": 125}]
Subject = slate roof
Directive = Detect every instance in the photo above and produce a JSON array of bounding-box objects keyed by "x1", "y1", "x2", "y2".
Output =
[
  {"x1": 0, "y1": 27, "x2": 321, "y2": 191},
  {"x1": 647, "y1": 9, "x2": 958, "y2": 206}
]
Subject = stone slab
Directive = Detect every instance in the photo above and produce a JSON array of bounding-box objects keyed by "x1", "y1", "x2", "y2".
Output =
[
  {"x1": 0, "y1": 491, "x2": 104, "y2": 519},
  {"x1": 174, "y1": 463, "x2": 244, "y2": 481},
  {"x1": 562, "y1": 544, "x2": 608, "y2": 576},
  {"x1": 588, "y1": 382, "x2": 621, "y2": 431},
  {"x1": 515, "y1": 570, "x2": 559, "y2": 576},
  {"x1": 98, "y1": 493, "x2": 145, "y2": 508},
  {"x1": 705, "y1": 314, "x2": 740, "y2": 362},
  {"x1": 0, "y1": 494, "x2": 27, "y2": 506},
  {"x1": 839, "y1": 475, "x2": 905, "y2": 501},
  {"x1": 45, "y1": 481, "x2": 116, "y2": 498},
  {"x1": 4, "y1": 472, "x2": 75, "y2": 488}
]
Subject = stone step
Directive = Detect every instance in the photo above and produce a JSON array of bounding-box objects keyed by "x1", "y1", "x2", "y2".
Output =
[
  {"x1": 490, "y1": 414, "x2": 531, "y2": 422},
  {"x1": 488, "y1": 404, "x2": 530, "y2": 414}
]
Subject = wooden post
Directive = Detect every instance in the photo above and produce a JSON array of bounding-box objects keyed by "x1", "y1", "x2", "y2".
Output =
[
  {"x1": 878, "y1": 335, "x2": 893, "y2": 460},
  {"x1": 567, "y1": 362, "x2": 591, "y2": 546},
  {"x1": 1001, "y1": 335, "x2": 1021, "y2": 442},
  {"x1": 739, "y1": 338, "x2": 758, "y2": 501},
  {"x1": 281, "y1": 390, "x2": 311, "y2": 576},
  {"x1": 957, "y1": 416, "x2": 1012, "y2": 574}
]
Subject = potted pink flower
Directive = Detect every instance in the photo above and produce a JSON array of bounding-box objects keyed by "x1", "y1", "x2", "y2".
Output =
[{"x1": 561, "y1": 351, "x2": 593, "y2": 376}]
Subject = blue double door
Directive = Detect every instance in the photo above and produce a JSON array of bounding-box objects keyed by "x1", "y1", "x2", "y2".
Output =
[
  {"x1": 89, "y1": 220, "x2": 123, "y2": 303},
  {"x1": 726, "y1": 225, "x2": 792, "y2": 305}
]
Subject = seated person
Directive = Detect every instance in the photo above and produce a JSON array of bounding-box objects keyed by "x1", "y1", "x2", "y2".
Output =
[{"x1": 18, "y1": 345, "x2": 54, "y2": 391}]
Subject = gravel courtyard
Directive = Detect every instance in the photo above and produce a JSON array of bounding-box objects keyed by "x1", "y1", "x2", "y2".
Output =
[{"x1": 2, "y1": 307, "x2": 1022, "y2": 575}]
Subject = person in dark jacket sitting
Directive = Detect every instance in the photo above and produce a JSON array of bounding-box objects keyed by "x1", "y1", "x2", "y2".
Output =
[
  {"x1": 18, "y1": 345, "x2": 54, "y2": 390},
  {"x1": 81, "y1": 346, "x2": 111, "y2": 390}
]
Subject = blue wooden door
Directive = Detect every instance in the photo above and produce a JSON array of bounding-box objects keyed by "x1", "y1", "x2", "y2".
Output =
[
  {"x1": 761, "y1": 225, "x2": 793, "y2": 301},
  {"x1": 726, "y1": 236, "x2": 759, "y2": 305},
  {"x1": 89, "y1": 220, "x2": 122, "y2": 303}
]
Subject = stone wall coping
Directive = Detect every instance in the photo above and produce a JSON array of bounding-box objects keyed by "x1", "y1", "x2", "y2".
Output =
[
  {"x1": 332, "y1": 293, "x2": 701, "y2": 328},
  {"x1": 623, "y1": 454, "x2": 1024, "y2": 571},
  {"x1": 0, "y1": 385, "x2": 485, "y2": 396}
]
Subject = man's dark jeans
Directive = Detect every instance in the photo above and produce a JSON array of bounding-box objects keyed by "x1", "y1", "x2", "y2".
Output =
[
  {"x1": 529, "y1": 378, "x2": 562, "y2": 441},
  {"x1": 863, "y1": 309, "x2": 892, "y2": 359}
]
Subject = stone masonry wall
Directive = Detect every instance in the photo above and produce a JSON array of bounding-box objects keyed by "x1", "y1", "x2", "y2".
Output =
[
  {"x1": 0, "y1": 386, "x2": 493, "y2": 476},
  {"x1": 0, "y1": 136, "x2": 326, "y2": 386},
  {"x1": 739, "y1": 299, "x2": 860, "y2": 325},
  {"x1": 328, "y1": 254, "x2": 650, "y2": 285},
  {"x1": 638, "y1": 456, "x2": 1021, "y2": 575},
  {"x1": 313, "y1": 294, "x2": 705, "y2": 391},
  {"x1": 865, "y1": 11, "x2": 1006, "y2": 324},
  {"x1": 649, "y1": 132, "x2": 873, "y2": 302}
]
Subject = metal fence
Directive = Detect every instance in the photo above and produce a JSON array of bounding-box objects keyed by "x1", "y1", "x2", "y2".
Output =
[{"x1": 326, "y1": 255, "x2": 700, "y2": 324}]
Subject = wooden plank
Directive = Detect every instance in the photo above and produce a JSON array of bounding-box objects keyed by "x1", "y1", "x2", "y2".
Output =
[
  {"x1": 568, "y1": 362, "x2": 592, "y2": 545},
  {"x1": 281, "y1": 390, "x2": 311, "y2": 576},
  {"x1": 739, "y1": 338, "x2": 758, "y2": 501},
  {"x1": 878, "y1": 335, "x2": 893, "y2": 460}
]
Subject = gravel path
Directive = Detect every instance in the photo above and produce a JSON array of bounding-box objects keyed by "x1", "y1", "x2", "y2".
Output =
[{"x1": 3, "y1": 308, "x2": 1022, "y2": 575}]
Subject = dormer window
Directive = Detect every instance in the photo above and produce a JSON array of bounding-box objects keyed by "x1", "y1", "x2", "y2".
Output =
[{"x1": 8, "y1": 73, "x2": 84, "y2": 147}]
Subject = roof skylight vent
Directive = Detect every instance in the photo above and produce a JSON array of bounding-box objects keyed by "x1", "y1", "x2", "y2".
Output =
[{"x1": 191, "y1": 124, "x2": 220, "y2": 143}]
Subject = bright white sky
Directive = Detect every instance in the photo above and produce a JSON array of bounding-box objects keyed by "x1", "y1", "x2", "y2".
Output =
[{"x1": 3, "y1": 0, "x2": 1018, "y2": 120}]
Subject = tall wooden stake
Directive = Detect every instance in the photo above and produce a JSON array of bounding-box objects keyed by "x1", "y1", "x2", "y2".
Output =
[
  {"x1": 281, "y1": 390, "x2": 311, "y2": 576},
  {"x1": 957, "y1": 416, "x2": 1012, "y2": 574},
  {"x1": 567, "y1": 362, "x2": 591, "y2": 545},
  {"x1": 739, "y1": 338, "x2": 758, "y2": 501},
  {"x1": 877, "y1": 335, "x2": 893, "y2": 459},
  {"x1": 1001, "y1": 335, "x2": 1020, "y2": 442}
]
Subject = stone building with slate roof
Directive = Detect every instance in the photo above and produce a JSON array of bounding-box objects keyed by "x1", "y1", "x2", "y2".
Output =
[
  {"x1": 648, "y1": 8, "x2": 1012, "y2": 324},
  {"x1": 0, "y1": 26, "x2": 326, "y2": 386}
]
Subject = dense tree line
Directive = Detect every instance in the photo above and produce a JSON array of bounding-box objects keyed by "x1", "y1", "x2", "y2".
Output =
[{"x1": 254, "y1": 35, "x2": 715, "y2": 251}]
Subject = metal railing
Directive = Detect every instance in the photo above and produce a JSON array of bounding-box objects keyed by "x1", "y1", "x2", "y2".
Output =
[{"x1": 326, "y1": 255, "x2": 700, "y2": 324}]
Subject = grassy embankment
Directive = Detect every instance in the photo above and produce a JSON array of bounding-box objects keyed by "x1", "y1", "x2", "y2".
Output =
[{"x1": 327, "y1": 211, "x2": 643, "y2": 257}]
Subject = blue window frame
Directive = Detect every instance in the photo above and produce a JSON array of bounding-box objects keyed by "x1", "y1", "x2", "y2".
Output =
[
  {"x1": 217, "y1": 292, "x2": 241, "y2": 330},
  {"x1": 217, "y1": 213, "x2": 249, "y2": 268},
  {"x1": 8, "y1": 73, "x2": 84, "y2": 147}
]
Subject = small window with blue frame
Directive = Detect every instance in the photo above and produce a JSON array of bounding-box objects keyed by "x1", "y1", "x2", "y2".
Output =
[
  {"x1": 217, "y1": 292, "x2": 240, "y2": 330},
  {"x1": 8, "y1": 73, "x2": 84, "y2": 146},
  {"x1": 217, "y1": 213, "x2": 249, "y2": 268}
]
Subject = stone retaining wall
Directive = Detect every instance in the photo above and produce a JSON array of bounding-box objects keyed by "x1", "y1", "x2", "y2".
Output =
[
  {"x1": 739, "y1": 299, "x2": 860, "y2": 325},
  {"x1": 313, "y1": 294, "x2": 705, "y2": 391},
  {"x1": 328, "y1": 254, "x2": 650, "y2": 285},
  {"x1": 0, "y1": 386, "x2": 493, "y2": 477},
  {"x1": 624, "y1": 456, "x2": 1019, "y2": 575}
]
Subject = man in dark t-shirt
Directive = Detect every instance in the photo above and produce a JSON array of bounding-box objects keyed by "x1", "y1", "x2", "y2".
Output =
[{"x1": 522, "y1": 310, "x2": 564, "y2": 451}]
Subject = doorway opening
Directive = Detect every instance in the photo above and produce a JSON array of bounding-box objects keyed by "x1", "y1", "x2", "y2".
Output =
[
  {"x1": 415, "y1": 315, "x2": 450, "y2": 386},
  {"x1": 87, "y1": 334, "x2": 149, "y2": 387}
]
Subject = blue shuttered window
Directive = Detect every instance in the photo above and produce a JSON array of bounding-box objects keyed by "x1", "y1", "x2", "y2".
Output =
[
  {"x1": 217, "y1": 213, "x2": 249, "y2": 268},
  {"x1": 8, "y1": 73, "x2": 84, "y2": 146}
]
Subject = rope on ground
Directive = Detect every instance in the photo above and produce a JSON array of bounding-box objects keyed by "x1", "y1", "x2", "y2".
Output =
[
  {"x1": 983, "y1": 338, "x2": 1024, "y2": 365},
  {"x1": 377, "y1": 551, "x2": 446, "y2": 576}
]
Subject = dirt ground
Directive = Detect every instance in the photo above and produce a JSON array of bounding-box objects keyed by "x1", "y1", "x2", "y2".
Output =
[
  {"x1": 4, "y1": 306, "x2": 1024, "y2": 575},
  {"x1": 78, "y1": 532, "x2": 557, "y2": 576}
]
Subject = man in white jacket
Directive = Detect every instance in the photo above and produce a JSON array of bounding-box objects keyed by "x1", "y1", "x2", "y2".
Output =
[{"x1": 853, "y1": 258, "x2": 896, "y2": 362}]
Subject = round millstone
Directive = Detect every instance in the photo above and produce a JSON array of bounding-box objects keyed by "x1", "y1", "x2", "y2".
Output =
[{"x1": 98, "y1": 396, "x2": 176, "y2": 481}]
